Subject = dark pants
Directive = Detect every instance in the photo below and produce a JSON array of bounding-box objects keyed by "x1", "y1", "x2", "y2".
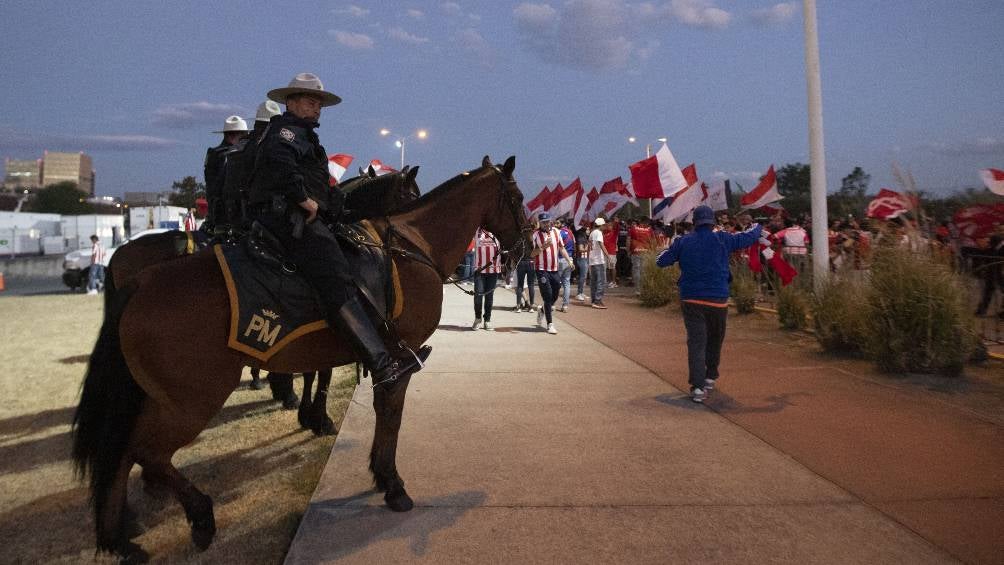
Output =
[
  {"x1": 474, "y1": 273, "x2": 499, "y2": 320},
  {"x1": 681, "y1": 301, "x2": 728, "y2": 390},
  {"x1": 537, "y1": 270, "x2": 561, "y2": 324},
  {"x1": 515, "y1": 260, "x2": 536, "y2": 308},
  {"x1": 976, "y1": 266, "x2": 1003, "y2": 316},
  {"x1": 257, "y1": 212, "x2": 353, "y2": 312}
]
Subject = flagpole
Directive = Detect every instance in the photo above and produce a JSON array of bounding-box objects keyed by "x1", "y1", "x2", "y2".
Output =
[
  {"x1": 645, "y1": 144, "x2": 653, "y2": 218},
  {"x1": 803, "y1": 0, "x2": 829, "y2": 287}
]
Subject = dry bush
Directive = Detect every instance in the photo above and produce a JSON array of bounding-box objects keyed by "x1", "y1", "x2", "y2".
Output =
[
  {"x1": 811, "y1": 274, "x2": 871, "y2": 353},
  {"x1": 730, "y1": 260, "x2": 757, "y2": 314},
  {"x1": 776, "y1": 284, "x2": 810, "y2": 330},
  {"x1": 638, "y1": 249, "x2": 679, "y2": 307}
]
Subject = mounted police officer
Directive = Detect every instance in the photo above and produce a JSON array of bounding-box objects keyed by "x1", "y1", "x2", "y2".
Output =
[
  {"x1": 249, "y1": 72, "x2": 427, "y2": 386},
  {"x1": 204, "y1": 115, "x2": 250, "y2": 232}
]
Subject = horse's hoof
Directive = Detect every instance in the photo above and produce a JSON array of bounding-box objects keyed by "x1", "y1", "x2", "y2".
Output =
[
  {"x1": 190, "y1": 516, "x2": 216, "y2": 551},
  {"x1": 311, "y1": 416, "x2": 337, "y2": 436},
  {"x1": 385, "y1": 490, "x2": 414, "y2": 512},
  {"x1": 117, "y1": 541, "x2": 150, "y2": 565},
  {"x1": 281, "y1": 392, "x2": 300, "y2": 410}
]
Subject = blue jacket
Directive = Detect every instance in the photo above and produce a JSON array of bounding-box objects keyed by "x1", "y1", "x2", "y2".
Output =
[{"x1": 656, "y1": 224, "x2": 762, "y2": 300}]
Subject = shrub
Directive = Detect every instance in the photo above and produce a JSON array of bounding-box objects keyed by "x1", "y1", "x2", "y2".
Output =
[
  {"x1": 863, "y1": 245, "x2": 975, "y2": 376},
  {"x1": 639, "y1": 250, "x2": 678, "y2": 307},
  {"x1": 730, "y1": 260, "x2": 757, "y2": 314},
  {"x1": 776, "y1": 284, "x2": 810, "y2": 330},
  {"x1": 811, "y1": 275, "x2": 871, "y2": 353}
]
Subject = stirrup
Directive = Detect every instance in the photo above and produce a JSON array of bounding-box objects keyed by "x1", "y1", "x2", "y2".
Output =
[{"x1": 372, "y1": 345, "x2": 432, "y2": 388}]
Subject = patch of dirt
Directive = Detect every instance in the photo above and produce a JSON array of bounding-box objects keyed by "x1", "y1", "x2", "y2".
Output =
[{"x1": 0, "y1": 294, "x2": 357, "y2": 563}]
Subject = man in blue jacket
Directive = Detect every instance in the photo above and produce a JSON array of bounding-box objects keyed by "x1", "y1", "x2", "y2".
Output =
[{"x1": 656, "y1": 205, "x2": 761, "y2": 402}]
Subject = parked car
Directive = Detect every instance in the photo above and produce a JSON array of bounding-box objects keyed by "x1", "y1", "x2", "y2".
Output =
[{"x1": 62, "y1": 228, "x2": 170, "y2": 291}]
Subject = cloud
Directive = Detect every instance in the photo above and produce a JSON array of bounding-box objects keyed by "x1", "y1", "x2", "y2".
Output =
[
  {"x1": 329, "y1": 30, "x2": 375, "y2": 49},
  {"x1": 151, "y1": 101, "x2": 247, "y2": 129},
  {"x1": 750, "y1": 2, "x2": 799, "y2": 25},
  {"x1": 388, "y1": 26, "x2": 429, "y2": 44},
  {"x1": 668, "y1": 0, "x2": 731, "y2": 30},
  {"x1": 441, "y1": 2, "x2": 462, "y2": 16},
  {"x1": 406, "y1": 8, "x2": 424, "y2": 18},
  {"x1": 457, "y1": 28, "x2": 494, "y2": 67},
  {"x1": 0, "y1": 128, "x2": 181, "y2": 152},
  {"x1": 333, "y1": 4, "x2": 369, "y2": 17},
  {"x1": 513, "y1": 1, "x2": 636, "y2": 71},
  {"x1": 924, "y1": 137, "x2": 1004, "y2": 156}
]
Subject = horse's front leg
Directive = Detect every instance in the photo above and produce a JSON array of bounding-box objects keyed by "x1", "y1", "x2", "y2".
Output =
[
  {"x1": 369, "y1": 375, "x2": 413, "y2": 511},
  {"x1": 297, "y1": 371, "x2": 316, "y2": 429}
]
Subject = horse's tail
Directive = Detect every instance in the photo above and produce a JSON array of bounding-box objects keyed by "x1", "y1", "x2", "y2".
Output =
[{"x1": 72, "y1": 280, "x2": 144, "y2": 525}]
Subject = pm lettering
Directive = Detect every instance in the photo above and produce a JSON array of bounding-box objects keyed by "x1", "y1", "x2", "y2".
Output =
[{"x1": 243, "y1": 314, "x2": 281, "y2": 346}]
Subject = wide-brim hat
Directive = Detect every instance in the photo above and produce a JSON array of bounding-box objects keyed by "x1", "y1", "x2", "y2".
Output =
[
  {"x1": 255, "y1": 100, "x2": 282, "y2": 122},
  {"x1": 267, "y1": 72, "x2": 342, "y2": 107},
  {"x1": 212, "y1": 115, "x2": 249, "y2": 133}
]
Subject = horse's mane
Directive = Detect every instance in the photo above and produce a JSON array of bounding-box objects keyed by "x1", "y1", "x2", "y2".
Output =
[{"x1": 390, "y1": 165, "x2": 493, "y2": 215}]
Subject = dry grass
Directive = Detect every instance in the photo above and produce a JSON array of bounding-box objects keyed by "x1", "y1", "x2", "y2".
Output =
[{"x1": 0, "y1": 293, "x2": 356, "y2": 564}]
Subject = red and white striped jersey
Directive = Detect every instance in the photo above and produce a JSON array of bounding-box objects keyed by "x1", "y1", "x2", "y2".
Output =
[
  {"x1": 532, "y1": 227, "x2": 562, "y2": 271},
  {"x1": 91, "y1": 241, "x2": 106, "y2": 266},
  {"x1": 474, "y1": 228, "x2": 501, "y2": 274},
  {"x1": 183, "y1": 213, "x2": 197, "y2": 232}
]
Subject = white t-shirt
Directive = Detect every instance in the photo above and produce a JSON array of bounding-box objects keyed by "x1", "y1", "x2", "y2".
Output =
[{"x1": 588, "y1": 229, "x2": 606, "y2": 266}]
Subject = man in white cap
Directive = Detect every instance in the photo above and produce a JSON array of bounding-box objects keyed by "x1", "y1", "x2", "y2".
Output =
[
  {"x1": 248, "y1": 72, "x2": 429, "y2": 386},
  {"x1": 204, "y1": 115, "x2": 249, "y2": 232}
]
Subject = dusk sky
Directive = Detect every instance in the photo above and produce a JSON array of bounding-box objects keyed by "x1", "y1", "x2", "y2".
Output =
[{"x1": 1, "y1": 0, "x2": 1002, "y2": 200}]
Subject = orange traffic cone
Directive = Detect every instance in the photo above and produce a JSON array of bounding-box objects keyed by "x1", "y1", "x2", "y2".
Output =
[{"x1": 0, "y1": 272, "x2": 5, "y2": 292}]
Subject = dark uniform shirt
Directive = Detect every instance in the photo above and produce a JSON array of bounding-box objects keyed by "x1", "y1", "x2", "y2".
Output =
[{"x1": 248, "y1": 112, "x2": 342, "y2": 217}]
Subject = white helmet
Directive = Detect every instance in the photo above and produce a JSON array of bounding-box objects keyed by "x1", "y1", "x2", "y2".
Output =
[
  {"x1": 255, "y1": 100, "x2": 281, "y2": 122},
  {"x1": 212, "y1": 115, "x2": 249, "y2": 133}
]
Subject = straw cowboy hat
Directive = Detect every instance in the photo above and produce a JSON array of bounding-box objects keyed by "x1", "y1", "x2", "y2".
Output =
[
  {"x1": 255, "y1": 100, "x2": 282, "y2": 122},
  {"x1": 212, "y1": 115, "x2": 249, "y2": 133},
  {"x1": 267, "y1": 72, "x2": 342, "y2": 107}
]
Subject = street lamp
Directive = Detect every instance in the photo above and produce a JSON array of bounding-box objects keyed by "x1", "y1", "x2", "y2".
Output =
[
  {"x1": 627, "y1": 135, "x2": 668, "y2": 216},
  {"x1": 380, "y1": 128, "x2": 428, "y2": 169}
]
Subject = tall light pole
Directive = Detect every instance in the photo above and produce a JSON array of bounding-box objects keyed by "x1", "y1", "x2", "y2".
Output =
[
  {"x1": 380, "y1": 128, "x2": 428, "y2": 169},
  {"x1": 803, "y1": 0, "x2": 829, "y2": 286},
  {"x1": 628, "y1": 136, "x2": 667, "y2": 217}
]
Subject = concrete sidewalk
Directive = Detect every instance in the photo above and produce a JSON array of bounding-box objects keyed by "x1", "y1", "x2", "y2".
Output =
[{"x1": 285, "y1": 285, "x2": 970, "y2": 564}]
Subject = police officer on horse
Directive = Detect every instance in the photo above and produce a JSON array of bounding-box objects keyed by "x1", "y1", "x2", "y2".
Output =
[
  {"x1": 248, "y1": 72, "x2": 428, "y2": 386},
  {"x1": 204, "y1": 115, "x2": 250, "y2": 232}
]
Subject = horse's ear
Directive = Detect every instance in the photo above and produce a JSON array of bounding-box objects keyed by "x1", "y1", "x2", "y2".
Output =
[
  {"x1": 482, "y1": 155, "x2": 492, "y2": 168},
  {"x1": 407, "y1": 165, "x2": 420, "y2": 183},
  {"x1": 358, "y1": 166, "x2": 366, "y2": 176},
  {"x1": 401, "y1": 165, "x2": 410, "y2": 174},
  {"x1": 367, "y1": 166, "x2": 377, "y2": 177},
  {"x1": 502, "y1": 155, "x2": 516, "y2": 178}
]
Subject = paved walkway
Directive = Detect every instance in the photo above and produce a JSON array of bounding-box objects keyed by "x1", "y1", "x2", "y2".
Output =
[{"x1": 285, "y1": 285, "x2": 1003, "y2": 564}]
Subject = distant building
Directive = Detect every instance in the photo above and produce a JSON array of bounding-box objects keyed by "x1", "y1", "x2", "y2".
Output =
[
  {"x1": 3, "y1": 158, "x2": 42, "y2": 191},
  {"x1": 123, "y1": 191, "x2": 170, "y2": 206},
  {"x1": 41, "y1": 151, "x2": 95, "y2": 195}
]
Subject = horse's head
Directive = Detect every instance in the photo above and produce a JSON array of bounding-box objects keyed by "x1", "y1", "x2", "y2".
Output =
[
  {"x1": 480, "y1": 155, "x2": 531, "y2": 265},
  {"x1": 341, "y1": 166, "x2": 422, "y2": 218}
]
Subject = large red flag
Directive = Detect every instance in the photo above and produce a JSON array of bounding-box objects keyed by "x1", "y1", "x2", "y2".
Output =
[
  {"x1": 979, "y1": 168, "x2": 1004, "y2": 195},
  {"x1": 574, "y1": 187, "x2": 600, "y2": 227},
  {"x1": 544, "y1": 183, "x2": 563, "y2": 211},
  {"x1": 551, "y1": 178, "x2": 584, "y2": 218},
  {"x1": 681, "y1": 163, "x2": 698, "y2": 187},
  {"x1": 953, "y1": 203, "x2": 1004, "y2": 244},
  {"x1": 865, "y1": 188, "x2": 912, "y2": 220},
  {"x1": 628, "y1": 143, "x2": 688, "y2": 199},
  {"x1": 525, "y1": 186, "x2": 551, "y2": 213}
]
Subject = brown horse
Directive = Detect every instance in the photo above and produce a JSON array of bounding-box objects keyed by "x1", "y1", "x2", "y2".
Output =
[
  {"x1": 72, "y1": 156, "x2": 528, "y2": 563},
  {"x1": 104, "y1": 167, "x2": 424, "y2": 434}
]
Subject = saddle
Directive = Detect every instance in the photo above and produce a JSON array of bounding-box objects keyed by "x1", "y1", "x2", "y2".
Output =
[{"x1": 213, "y1": 220, "x2": 403, "y2": 361}]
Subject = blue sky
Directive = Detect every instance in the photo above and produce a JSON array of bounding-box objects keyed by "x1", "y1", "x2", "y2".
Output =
[{"x1": 1, "y1": 0, "x2": 1002, "y2": 200}]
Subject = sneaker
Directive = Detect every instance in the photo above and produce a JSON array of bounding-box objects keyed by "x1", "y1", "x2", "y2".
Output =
[
  {"x1": 537, "y1": 309, "x2": 545, "y2": 328},
  {"x1": 483, "y1": 320, "x2": 494, "y2": 331},
  {"x1": 559, "y1": 304, "x2": 568, "y2": 312},
  {"x1": 591, "y1": 301, "x2": 607, "y2": 309},
  {"x1": 504, "y1": 283, "x2": 513, "y2": 289},
  {"x1": 608, "y1": 281, "x2": 618, "y2": 288},
  {"x1": 472, "y1": 318, "x2": 482, "y2": 330},
  {"x1": 691, "y1": 387, "x2": 706, "y2": 403},
  {"x1": 86, "y1": 289, "x2": 98, "y2": 295},
  {"x1": 704, "y1": 378, "x2": 717, "y2": 391},
  {"x1": 547, "y1": 323, "x2": 558, "y2": 335},
  {"x1": 576, "y1": 293, "x2": 586, "y2": 301}
]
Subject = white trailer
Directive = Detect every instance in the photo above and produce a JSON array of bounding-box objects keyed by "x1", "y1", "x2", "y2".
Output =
[
  {"x1": 128, "y1": 205, "x2": 189, "y2": 236},
  {"x1": 0, "y1": 211, "x2": 63, "y2": 256},
  {"x1": 61, "y1": 214, "x2": 125, "y2": 251}
]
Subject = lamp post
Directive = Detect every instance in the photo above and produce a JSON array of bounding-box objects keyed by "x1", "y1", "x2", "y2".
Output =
[
  {"x1": 627, "y1": 136, "x2": 668, "y2": 217},
  {"x1": 380, "y1": 128, "x2": 428, "y2": 169},
  {"x1": 802, "y1": 0, "x2": 829, "y2": 287}
]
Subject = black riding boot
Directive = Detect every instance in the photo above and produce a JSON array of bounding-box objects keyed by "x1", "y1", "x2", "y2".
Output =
[{"x1": 333, "y1": 298, "x2": 431, "y2": 386}]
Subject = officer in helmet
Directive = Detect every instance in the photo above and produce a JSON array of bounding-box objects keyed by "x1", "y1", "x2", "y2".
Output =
[
  {"x1": 204, "y1": 115, "x2": 249, "y2": 232},
  {"x1": 248, "y1": 72, "x2": 429, "y2": 386}
]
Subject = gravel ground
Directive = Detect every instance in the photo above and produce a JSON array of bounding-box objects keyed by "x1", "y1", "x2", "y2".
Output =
[{"x1": 0, "y1": 290, "x2": 356, "y2": 564}]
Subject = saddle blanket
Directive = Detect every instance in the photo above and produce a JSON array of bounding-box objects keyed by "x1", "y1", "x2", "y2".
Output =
[{"x1": 213, "y1": 221, "x2": 402, "y2": 362}]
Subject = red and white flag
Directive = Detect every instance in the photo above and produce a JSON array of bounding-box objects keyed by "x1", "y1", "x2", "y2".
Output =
[
  {"x1": 705, "y1": 179, "x2": 729, "y2": 211},
  {"x1": 574, "y1": 187, "x2": 600, "y2": 227},
  {"x1": 550, "y1": 178, "x2": 584, "y2": 219},
  {"x1": 953, "y1": 204, "x2": 1004, "y2": 245},
  {"x1": 628, "y1": 143, "x2": 688, "y2": 199},
  {"x1": 525, "y1": 186, "x2": 551, "y2": 214},
  {"x1": 543, "y1": 183, "x2": 563, "y2": 212},
  {"x1": 865, "y1": 188, "x2": 913, "y2": 220},
  {"x1": 327, "y1": 153, "x2": 353, "y2": 186},
  {"x1": 368, "y1": 159, "x2": 397, "y2": 176},
  {"x1": 740, "y1": 165, "x2": 782, "y2": 210},
  {"x1": 592, "y1": 177, "x2": 635, "y2": 218},
  {"x1": 979, "y1": 168, "x2": 1004, "y2": 195}
]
